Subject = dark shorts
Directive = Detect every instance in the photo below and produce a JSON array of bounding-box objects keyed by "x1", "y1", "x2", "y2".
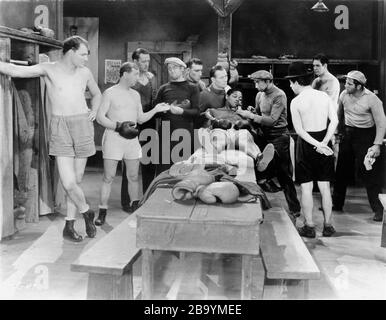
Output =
[
  {"x1": 295, "y1": 129, "x2": 334, "y2": 184},
  {"x1": 49, "y1": 113, "x2": 95, "y2": 158}
]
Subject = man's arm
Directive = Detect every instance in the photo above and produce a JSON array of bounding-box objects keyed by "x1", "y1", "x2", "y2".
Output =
[
  {"x1": 96, "y1": 90, "x2": 115, "y2": 130},
  {"x1": 86, "y1": 69, "x2": 102, "y2": 120},
  {"x1": 181, "y1": 85, "x2": 200, "y2": 117},
  {"x1": 0, "y1": 61, "x2": 47, "y2": 78},
  {"x1": 368, "y1": 97, "x2": 386, "y2": 157},
  {"x1": 321, "y1": 98, "x2": 339, "y2": 144}
]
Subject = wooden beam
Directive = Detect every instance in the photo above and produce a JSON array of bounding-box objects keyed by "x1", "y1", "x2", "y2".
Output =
[
  {"x1": 378, "y1": 0, "x2": 386, "y2": 106},
  {"x1": 0, "y1": 37, "x2": 14, "y2": 239},
  {"x1": 218, "y1": 15, "x2": 232, "y2": 57},
  {"x1": 206, "y1": 0, "x2": 244, "y2": 17}
]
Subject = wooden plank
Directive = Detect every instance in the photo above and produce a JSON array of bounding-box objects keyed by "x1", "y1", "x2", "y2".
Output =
[
  {"x1": 137, "y1": 218, "x2": 260, "y2": 255},
  {"x1": 87, "y1": 272, "x2": 133, "y2": 300},
  {"x1": 241, "y1": 254, "x2": 264, "y2": 300},
  {"x1": 136, "y1": 188, "x2": 195, "y2": 220},
  {"x1": 378, "y1": 194, "x2": 386, "y2": 248},
  {"x1": 234, "y1": 58, "x2": 380, "y2": 66},
  {"x1": 260, "y1": 207, "x2": 320, "y2": 280},
  {"x1": 0, "y1": 26, "x2": 62, "y2": 49},
  {"x1": 190, "y1": 201, "x2": 262, "y2": 225},
  {"x1": 0, "y1": 36, "x2": 14, "y2": 239},
  {"x1": 141, "y1": 249, "x2": 153, "y2": 300},
  {"x1": 71, "y1": 215, "x2": 140, "y2": 275}
]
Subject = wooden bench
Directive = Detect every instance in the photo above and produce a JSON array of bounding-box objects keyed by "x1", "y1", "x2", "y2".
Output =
[
  {"x1": 260, "y1": 207, "x2": 320, "y2": 299},
  {"x1": 378, "y1": 194, "x2": 386, "y2": 248},
  {"x1": 71, "y1": 214, "x2": 141, "y2": 300}
]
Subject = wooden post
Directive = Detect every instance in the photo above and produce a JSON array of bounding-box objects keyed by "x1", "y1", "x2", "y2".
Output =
[
  {"x1": 378, "y1": 194, "x2": 386, "y2": 248},
  {"x1": 218, "y1": 15, "x2": 232, "y2": 58},
  {"x1": 141, "y1": 249, "x2": 153, "y2": 300},
  {"x1": 0, "y1": 37, "x2": 14, "y2": 239}
]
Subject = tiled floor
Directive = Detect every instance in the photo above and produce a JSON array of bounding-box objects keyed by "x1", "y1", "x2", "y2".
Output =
[{"x1": 1, "y1": 168, "x2": 385, "y2": 300}]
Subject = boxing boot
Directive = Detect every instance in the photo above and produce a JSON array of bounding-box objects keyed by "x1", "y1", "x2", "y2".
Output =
[
  {"x1": 95, "y1": 208, "x2": 107, "y2": 226},
  {"x1": 63, "y1": 220, "x2": 83, "y2": 242},
  {"x1": 256, "y1": 143, "x2": 275, "y2": 172},
  {"x1": 82, "y1": 209, "x2": 96, "y2": 238}
]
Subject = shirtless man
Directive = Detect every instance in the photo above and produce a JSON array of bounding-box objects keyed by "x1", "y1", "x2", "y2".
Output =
[
  {"x1": 95, "y1": 62, "x2": 169, "y2": 225},
  {"x1": 121, "y1": 48, "x2": 157, "y2": 212},
  {"x1": 312, "y1": 53, "x2": 340, "y2": 107},
  {"x1": 287, "y1": 62, "x2": 338, "y2": 238},
  {"x1": 0, "y1": 36, "x2": 101, "y2": 242}
]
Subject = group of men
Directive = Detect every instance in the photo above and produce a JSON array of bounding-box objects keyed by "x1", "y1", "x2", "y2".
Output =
[{"x1": 0, "y1": 36, "x2": 384, "y2": 242}]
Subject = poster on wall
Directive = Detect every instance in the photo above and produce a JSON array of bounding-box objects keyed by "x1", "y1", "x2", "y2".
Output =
[{"x1": 104, "y1": 59, "x2": 121, "y2": 84}]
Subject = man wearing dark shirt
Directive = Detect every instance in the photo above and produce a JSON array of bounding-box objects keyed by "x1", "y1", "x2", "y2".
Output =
[
  {"x1": 154, "y1": 57, "x2": 200, "y2": 174},
  {"x1": 186, "y1": 58, "x2": 206, "y2": 92},
  {"x1": 237, "y1": 70, "x2": 301, "y2": 218}
]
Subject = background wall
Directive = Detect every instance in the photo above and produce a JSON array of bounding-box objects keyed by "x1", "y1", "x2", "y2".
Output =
[
  {"x1": 64, "y1": 0, "x2": 218, "y2": 93},
  {"x1": 232, "y1": 0, "x2": 378, "y2": 60}
]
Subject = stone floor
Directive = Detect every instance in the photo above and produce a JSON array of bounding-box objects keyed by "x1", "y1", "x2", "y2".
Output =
[{"x1": 1, "y1": 167, "x2": 385, "y2": 300}]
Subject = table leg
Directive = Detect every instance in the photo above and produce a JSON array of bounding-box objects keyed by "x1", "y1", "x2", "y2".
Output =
[
  {"x1": 142, "y1": 249, "x2": 153, "y2": 300},
  {"x1": 241, "y1": 255, "x2": 264, "y2": 300}
]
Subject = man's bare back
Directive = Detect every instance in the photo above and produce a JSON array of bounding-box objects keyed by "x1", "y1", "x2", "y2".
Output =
[{"x1": 291, "y1": 87, "x2": 332, "y2": 132}]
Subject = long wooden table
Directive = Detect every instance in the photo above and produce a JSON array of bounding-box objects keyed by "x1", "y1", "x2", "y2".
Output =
[{"x1": 136, "y1": 166, "x2": 265, "y2": 299}]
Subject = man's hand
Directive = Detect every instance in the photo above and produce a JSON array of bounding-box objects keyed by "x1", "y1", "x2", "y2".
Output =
[
  {"x1": 88, "y1": 109, "x2": 97, "y2": 121},
  {"x1": 315, "y1": 142, "x2": 334, "y2": 156},
  {"x1": 169, "y1": 100, "x2": 184, "y2": 115},
  {"x1": 368, "y1": 144, "x2": 381, "y2": 158},
  {"x1": 154, "y1": 102, "x2": 170, "y2": 113},
  {"x1": 204, "y1": 109, "x2": 216, "y2": 120},
  {"x1": 236, "y1": 109, "x2": 254, "y2": 120}
]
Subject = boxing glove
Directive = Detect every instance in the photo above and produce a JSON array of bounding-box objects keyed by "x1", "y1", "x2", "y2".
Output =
[
  {"x1": 234, "y1": 119, "x2": 253, "y2": 131},
  {"x1": 196, "y1": 181, "x2": 240, "y2": 204},
  {"x1": 171, "y1": 170, "x2": 215, "y2": 201},
  {"x1": 212, "y1": 119, "x2": 232, "y2": 130},
  {"x1": 115, "y1": 121, "x2": 139, "y2": 139}
]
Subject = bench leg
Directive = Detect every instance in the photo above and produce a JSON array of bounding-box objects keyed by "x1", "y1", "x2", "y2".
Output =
[
  {"x1": 142, "y1": 249, "x2": 154, "y2": 300},
  {"x1": 87, "y1": 272, "x2": 133, "y2": 300},
  {"x1": 263, "y1": 279, "x2": 309, "y2": 299},
  {"x1": 241, "y1": 255, "x2": 264, "y2": 300},
  {"x1": 381, "y1": 211, "x2": 386, "y2": 248}
]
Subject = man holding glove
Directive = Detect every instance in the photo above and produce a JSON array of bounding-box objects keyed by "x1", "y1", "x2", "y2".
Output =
[{"x1": 96, "y1": 62, "x2": 169, "y2": 225}]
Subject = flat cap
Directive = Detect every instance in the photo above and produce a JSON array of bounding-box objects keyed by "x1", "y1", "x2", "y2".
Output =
[
  {"x1": 164, "y1": 57, "x2": 186, "y2": 68},
  {"x1": 249, "y1": 70, "x2": 273, "y2": 80},
  {"x1": 342, "y1": 70, "x2": 367, "y2": 85}
]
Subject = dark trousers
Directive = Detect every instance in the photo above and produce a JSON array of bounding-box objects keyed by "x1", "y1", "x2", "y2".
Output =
[
  {"x1": 256, "y1": 133, "x2": 301, "y2": 213},
  {"x1": 121, "y1": 120, "x2": 156, "y2": 208},
  {"x1": 333, "y1": 126, "x2": 384, "y2": 214}
]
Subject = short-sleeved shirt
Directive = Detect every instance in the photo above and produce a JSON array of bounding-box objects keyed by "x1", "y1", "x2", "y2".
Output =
[{"x1": 340, "y1": 88, "x2": 382, "y2": 128}]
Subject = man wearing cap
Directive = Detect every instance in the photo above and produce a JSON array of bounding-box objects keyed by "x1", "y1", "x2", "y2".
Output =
[
  {"x1": 186, "y1": 58, "x2": 206, "y2": 92},
  {"x1": 287, "y1": 62, "x2": 338, "y2": 238},
  {"x1": 154, "y1": 57, "x2": 200, "y2": 174},
  {"x1": 237, "y1": 70, "x2": 301, "y2": 218},
  {"x1": 332, "y1": 70, "x2": 386, "y2": 222}
]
